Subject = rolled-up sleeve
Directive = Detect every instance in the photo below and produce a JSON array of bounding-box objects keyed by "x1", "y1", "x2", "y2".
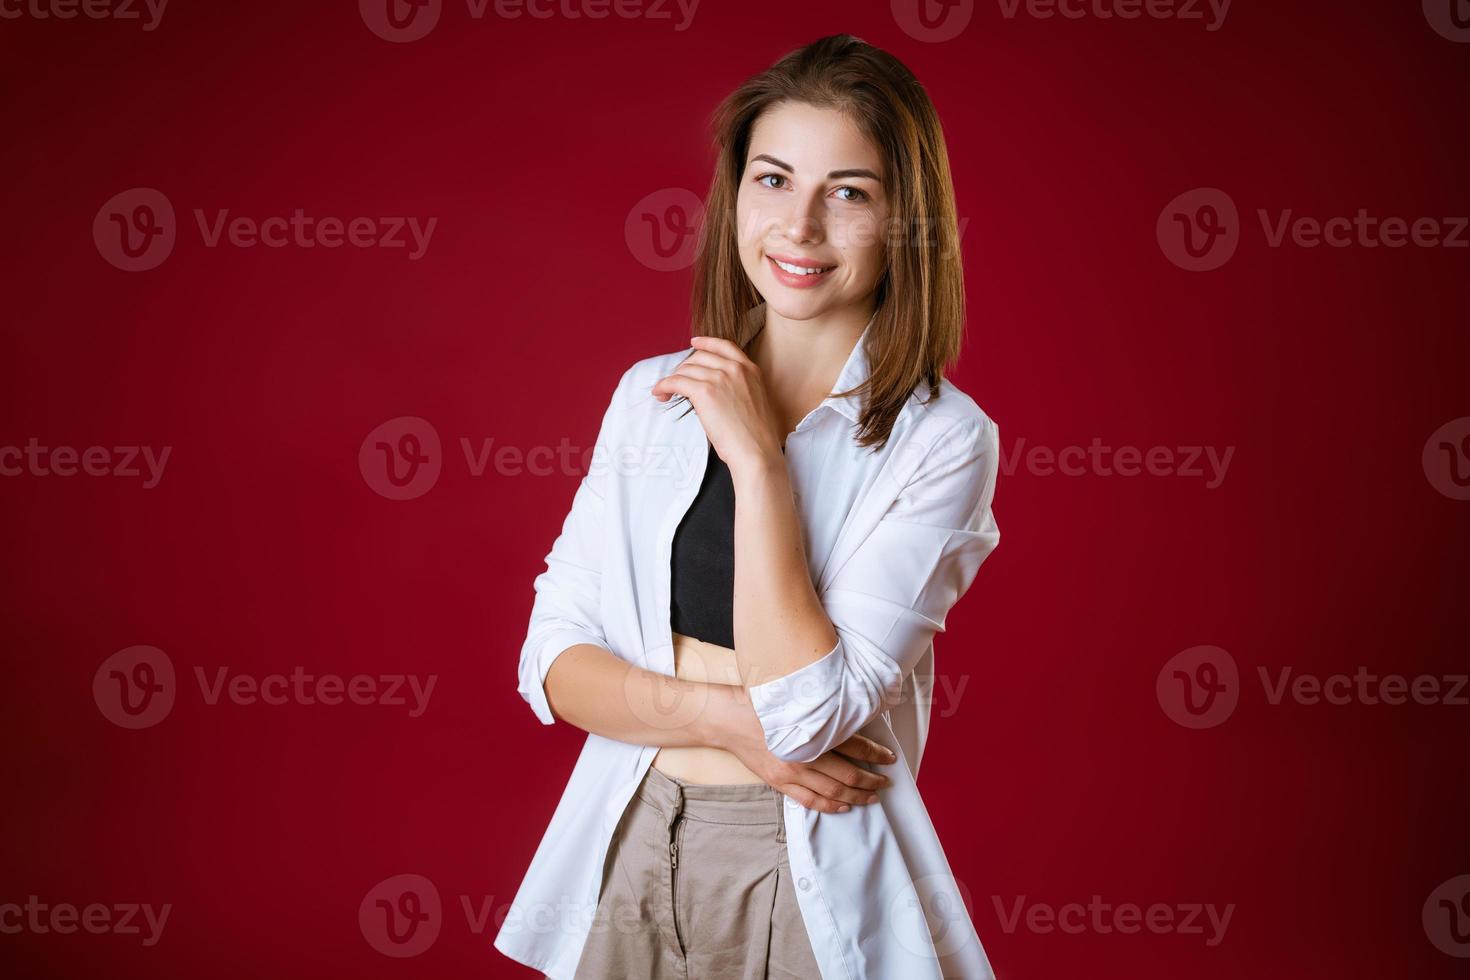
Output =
[
  {"x1": 516, "y1": 368, "x2": 630, "y2": 725},
  {"x1": 747, "y1": 416, "x2": 1001, "y2": 762}
]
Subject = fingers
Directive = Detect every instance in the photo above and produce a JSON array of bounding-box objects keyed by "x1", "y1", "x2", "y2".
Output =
[
  {"x1": 651, "y1": 355, "x2": 736, "y2": 401},
  {"x1": 680, "y1": 349, "x2": 741, "y2": 373},
  {"x1": 807, "y1": 753, "x2": 891, "y2": 794},
  {"x1": 689, "y1": 335, "x2": 752, "y2": 365},
  {"x1": 779, "y1": 762, "x2": 887, "y2": 812},
  {"x1": 833, "y1": 734, "x2": 899, "y2": 766},
  {"x1": 777, "y1": 783, "x2": 854, "y2": 815}
]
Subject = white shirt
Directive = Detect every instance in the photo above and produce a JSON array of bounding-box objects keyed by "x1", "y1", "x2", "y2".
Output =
[{"x1": 493, "y1": 314, "x2": 1002, "y2": 979}]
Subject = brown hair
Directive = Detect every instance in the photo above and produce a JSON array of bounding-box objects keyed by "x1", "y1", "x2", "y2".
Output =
[{"x1": 689, "y1": 33, "x2": 966, "y2": 451}]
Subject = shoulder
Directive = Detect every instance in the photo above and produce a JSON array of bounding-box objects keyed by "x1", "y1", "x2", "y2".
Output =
[
  {"x1": 593, "y1": 347, "x2": 691, "y2": 420},
  {"x1": 899, "y1": 375, "x2": 1000, "y2": 459},
  {"x1": 618, "y1": 349, "x2": 690, "y2": 399}
]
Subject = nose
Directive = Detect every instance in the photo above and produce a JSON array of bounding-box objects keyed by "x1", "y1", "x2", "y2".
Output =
[{"x1": 780, "y1": 188, "x2": 826, "y2": 248}]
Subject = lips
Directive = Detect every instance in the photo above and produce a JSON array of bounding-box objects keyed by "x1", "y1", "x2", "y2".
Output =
[{"x1": 766, "y1": 253, "x2": 836, "y2": 288}]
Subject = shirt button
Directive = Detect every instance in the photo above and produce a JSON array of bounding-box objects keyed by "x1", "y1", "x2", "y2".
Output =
[{"x1": 798, "y1": 877, "x2": 811, "y2": 891}]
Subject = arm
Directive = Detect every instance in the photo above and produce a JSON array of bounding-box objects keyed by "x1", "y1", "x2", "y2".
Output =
[
  {"x1": 735, "y1": 416, "x2": 1001, "y2": 764},
  {"x1": 543, "y1": 642, "x2": 732, "y2": 747},
  {"x1": 520, "y1": 358, "x2": 897, "y2": 810},
  {"x1": 516, "y1": 364, "x2": 745, "y2": 749}
]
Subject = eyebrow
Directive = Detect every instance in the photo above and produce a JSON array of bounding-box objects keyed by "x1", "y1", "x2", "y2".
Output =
[{"x1": 749, "y1": 153, "x2": 881, "y2": 182}]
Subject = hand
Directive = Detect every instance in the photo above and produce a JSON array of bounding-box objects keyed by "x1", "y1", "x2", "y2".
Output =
[
  {"x1": 746, "y1": 734, "x2": 897, "y2": 814},
  {"x1": 650, "y1": 336, "x2": 785, "y2": 477}
]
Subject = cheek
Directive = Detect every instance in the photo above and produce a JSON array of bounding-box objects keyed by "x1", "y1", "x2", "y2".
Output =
[
  {"x1": 736, "y1": 197, "x2": 781, "y2": 248},
  {"x1": 833, "y1": 213, "x2": 888, "y2": 281}
]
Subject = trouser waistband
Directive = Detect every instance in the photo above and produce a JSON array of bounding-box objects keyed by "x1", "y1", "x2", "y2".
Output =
[{"x1": 637, "y1": 764, "x2": 785, "y2": 836}]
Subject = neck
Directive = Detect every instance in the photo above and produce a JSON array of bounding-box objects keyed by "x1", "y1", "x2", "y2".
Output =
[{"x1": 749, "y1": 301, "x2": 873, "y2": 395}]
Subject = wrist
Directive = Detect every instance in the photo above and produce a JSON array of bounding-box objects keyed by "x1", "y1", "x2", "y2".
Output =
[
  {"x1": 728, "y1": 451, "x2": 789, "y2": 495},
  {"x1": 693, "y1": 681, "x2": 751, "y2": 752}
]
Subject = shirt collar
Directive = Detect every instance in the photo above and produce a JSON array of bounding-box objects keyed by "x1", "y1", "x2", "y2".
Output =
[{"x1": 818, "y1": 308, "x2": 880, "y2": 425}]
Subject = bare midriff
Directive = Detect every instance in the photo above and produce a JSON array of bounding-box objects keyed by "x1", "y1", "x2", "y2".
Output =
[{"x1": 650, "y1": 631, "x2": 766, "y2": 784}]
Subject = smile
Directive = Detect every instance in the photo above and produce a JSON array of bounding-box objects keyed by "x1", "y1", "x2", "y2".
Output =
[{"x1": 766, "y1": 254, "x2": 836, "y2": 288}]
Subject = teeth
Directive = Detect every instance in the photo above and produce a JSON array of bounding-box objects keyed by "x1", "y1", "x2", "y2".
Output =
[{"x1": 773, "y1": 258, "x2": 829, "y2": 276}]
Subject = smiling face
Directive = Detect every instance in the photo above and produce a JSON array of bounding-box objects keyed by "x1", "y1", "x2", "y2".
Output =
[{"x1": 735, "y1": 101, "x2": 891, "y2": 325}]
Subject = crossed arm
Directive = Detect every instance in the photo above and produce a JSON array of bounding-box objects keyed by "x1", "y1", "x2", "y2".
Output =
[{"x1": 524, "y1": 345, "x2": 999, "y2": 810}]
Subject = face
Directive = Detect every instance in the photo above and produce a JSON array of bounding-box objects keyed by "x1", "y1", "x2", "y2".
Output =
[{"x1": 735, "y1": 101, "x2": 891, "y2": 324}]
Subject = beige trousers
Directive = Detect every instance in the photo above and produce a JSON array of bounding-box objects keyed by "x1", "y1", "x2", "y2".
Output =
[{"x1": 571, "y1": 765, "x2": 822, "y2": 979}]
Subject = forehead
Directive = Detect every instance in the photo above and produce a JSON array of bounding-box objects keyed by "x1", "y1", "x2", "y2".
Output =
[{"x1": 745, "y1": 101, "x2": 884, "y2": 175}]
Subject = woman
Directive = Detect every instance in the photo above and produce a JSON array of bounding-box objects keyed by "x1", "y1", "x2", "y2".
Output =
[{"x1": 494, "y1": 34, "x2": 1001, "y2": 980}]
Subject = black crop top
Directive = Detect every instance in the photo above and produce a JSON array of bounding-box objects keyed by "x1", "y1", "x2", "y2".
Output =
[{"x1": 669, "y1": 443, "x2": 736, "y2": 648}]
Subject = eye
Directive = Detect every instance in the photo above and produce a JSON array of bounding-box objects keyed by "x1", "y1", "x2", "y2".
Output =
[
  {"x1": 832, "y1": 186, "x2": 869, "y2": 203},
  {"x1": 755, "y1": 173, "x2": 788, "y2": 190}
]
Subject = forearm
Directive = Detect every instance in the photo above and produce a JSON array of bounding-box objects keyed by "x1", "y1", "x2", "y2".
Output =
[
  {"x1": 542, "y1": 642, "x2": 753, "y2": 748},
  {"x1": 731, "y1": 458, "x2": 839, "y2": 685}
]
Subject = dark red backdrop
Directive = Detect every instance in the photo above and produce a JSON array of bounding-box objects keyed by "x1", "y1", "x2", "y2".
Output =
[{"x1": 2, "y1": 1, "x2": 1467, "y2": 977}]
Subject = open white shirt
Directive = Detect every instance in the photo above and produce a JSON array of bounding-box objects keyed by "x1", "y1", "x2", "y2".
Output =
[{"x1": 494, "y1": 316, "x2": 1002, "y2": 979}]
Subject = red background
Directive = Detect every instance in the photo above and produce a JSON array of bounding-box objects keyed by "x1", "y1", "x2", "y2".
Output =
[{"x1": 2, "y1": 1, "x2": 1467, "y2": 977}]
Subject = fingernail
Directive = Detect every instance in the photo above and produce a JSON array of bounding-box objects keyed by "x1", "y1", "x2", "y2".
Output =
[
  {"x1": 838, "y1": 805, "x2": 851, "y2": 812},
  {"x1": 867, "y1": 793, "x2": 879, "y2": 803}
]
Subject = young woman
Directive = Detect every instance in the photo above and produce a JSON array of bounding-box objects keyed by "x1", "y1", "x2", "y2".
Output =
[{"x1": 494, "y1": 34, "x2": 1001, "y2": 980}]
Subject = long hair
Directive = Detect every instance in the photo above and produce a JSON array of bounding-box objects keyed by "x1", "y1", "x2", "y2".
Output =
[{"x1": 689, "y1": 33, "x2": 966, "y2": 451}]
